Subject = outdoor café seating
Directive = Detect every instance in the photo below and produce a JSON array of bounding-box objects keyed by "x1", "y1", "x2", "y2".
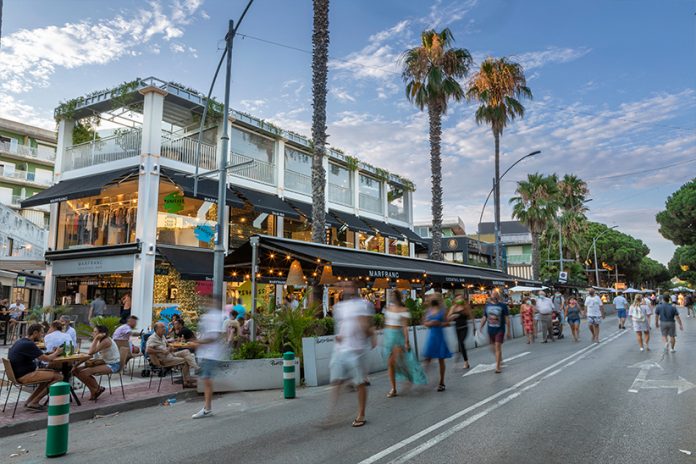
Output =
[
  {"x1": 80, "y1": 347, "x2": 130, "y2": 400},
  {"x1": 146, "y1": 350, "x2": 185, "y2": 393},
  {"x1": 2, "y1": 358, "x2": 43, "y2": 419}
]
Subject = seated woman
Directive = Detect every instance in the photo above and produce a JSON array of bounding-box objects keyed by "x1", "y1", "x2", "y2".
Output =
[
  {"x1": 167, "y1": 314, "x2": 182, "y2": 338},
  {"x1": 72, "y1": 325, "x2": 121, "y2": 401},
  {"x1": 173, "y1": 319, "x2": 196, "y2": 342}
]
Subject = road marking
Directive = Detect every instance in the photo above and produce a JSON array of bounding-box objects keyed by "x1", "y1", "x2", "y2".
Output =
[
  {"x1": 628, "y1": 360, "x2": 695, "y2": 394},
  {"x1": 357, "y1": 330, "x2": 626, "y2": 464},
  {"x1": 463, "y1": 352, "x2": 530, "y2": 376}
]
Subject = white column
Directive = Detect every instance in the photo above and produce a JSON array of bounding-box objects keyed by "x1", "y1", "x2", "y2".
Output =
[
  {"x1": 382, "y1": 180, "x2": 389, "y2": 220},
  {"x1": 131, "y1": 86, "x2": 166, "y2": 329},
  {"x1": 276, "y1": 138, "x2": 286, "y2": 197},
  {"x1": 42, "y1": 265, "x2": 55, "y2": 307},
  {"x1": 352, "y1": 171, "x2": 360, "y2": 214},
  {"x1": 323, "y1": 157, "x2": 330, "y2": 213},
  {"x1": 54, "y1": 119, "x2": 74, "y2": 178}
]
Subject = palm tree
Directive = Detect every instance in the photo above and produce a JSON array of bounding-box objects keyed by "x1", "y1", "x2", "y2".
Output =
[
  {"x1": 510, "y1": 173, "x2": 559, "y2": 280},
  {"x1": 401, "y1": 28, "x2": 472, "y2": 260},
  {"x1": 557, "y1": 174, "x2": 589, "y2": 261},
  {"x1": 310, "y1": 0, "x2": 329, "y2": 244},
  {"x1": 467, "y1": 57, "x2": 532, "y2": 267}
]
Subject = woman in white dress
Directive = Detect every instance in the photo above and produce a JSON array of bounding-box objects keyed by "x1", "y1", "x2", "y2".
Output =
[{"x1": 629, "y1": 295, "x2": 651, "y2": 352}]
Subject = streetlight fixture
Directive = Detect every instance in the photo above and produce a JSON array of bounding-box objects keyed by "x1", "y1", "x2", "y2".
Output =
[
  {"x1": 476, "y1": 150, "x2": 541, "y2": 269},
  {"x1": 585, "y1": 225, "x2": 618, "y2": 286}
]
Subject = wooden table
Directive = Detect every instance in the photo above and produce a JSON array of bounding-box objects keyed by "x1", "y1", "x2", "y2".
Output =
[
  {"x1": 36, "y1": 342, "x2": 46, "y2": 350},
  {"x1": 49, "y1": 353, "x2": 92, "y2": 406},
  {"x1": 169, "y1": 342, "x2": 194, "y2": 351}
]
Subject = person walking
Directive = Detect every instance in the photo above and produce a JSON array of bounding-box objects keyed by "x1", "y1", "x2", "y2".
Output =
[
  {"x1": 192, "y1": 296, "x2": 226, "y2": 419},
  {"x1": 328, "y1": 281, "x2": 376, "y2": 427},
  {"x1": 565, "y1": 297, "x2": 582, "y2": 342},
  {"x1": 613, "y1": 291, "x2": 628, "y2": 329},
  {"x1": 535, "y1": 291, "x2": 554, "y2": 343},
  {"x1": 447, "y1": 295, "x2": 472, "y2": 368},
  {"x1": 552, "y1": 291, "x2": 565, "y2": 338},
  {"x1": 629, "y1": 295, "x2": 651, "y2": 351},
  {"x1": 88, "y1": 293, "x2": 107, "y2": 320},
  {"x1": 479, "y1": 290, "x2": 511, "y2": 373},
  {"x1": 383, "y1": 292, "x2": 426, "y2": 397},
  {"x1": 583, "y1": 288, "x2": 605, "y2": 343},
  {"x1": 520, "y1": 295, "x2": 535, "y2": 344},
  {"x1": 685, "y1": 293, "x2": 694, "y2": 318},
  {"x1": 422, "y1": 296, "x2": 451, "y2": 391},
  {"x1": 655, "y1": 294, "x2": 684, "y2": 353}
]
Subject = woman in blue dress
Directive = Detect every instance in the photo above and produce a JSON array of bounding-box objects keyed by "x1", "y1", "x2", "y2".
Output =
[{"x1": 422, "y1": 297, "x2": 451, "y2": 391}]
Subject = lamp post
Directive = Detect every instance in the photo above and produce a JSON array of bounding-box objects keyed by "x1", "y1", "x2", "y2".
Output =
[
  {"x1": 586, "y1": 225, "x2": 618, "y2": 286},
  {"x1": 477, "y1": 150, "x2": 541, "y2": 269}
]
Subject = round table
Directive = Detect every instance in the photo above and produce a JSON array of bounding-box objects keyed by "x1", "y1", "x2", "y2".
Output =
[{"x1": 48, "y1": 353, "x2": 92, "y2": 406}]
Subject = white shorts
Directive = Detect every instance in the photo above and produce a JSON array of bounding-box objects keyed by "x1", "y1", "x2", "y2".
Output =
[{"x1": 329, "y1": 350, "x2": 368, "y2": 386}]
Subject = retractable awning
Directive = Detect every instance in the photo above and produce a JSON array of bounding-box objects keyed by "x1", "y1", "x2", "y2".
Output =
[
  {"x1": 160, "y1": 168, "x2": 245, "y2": 207},
  {"x1": 329, "y1": 210, "x2": 373, "y2": 235},
  {"x1": 158, "y1": 245, "x2": 215, "y2": 281},
  {"x1": 233, "y1": 186, "x2": 300, "y2": 218},
  {"x1": 390, "y1": 224, "x2": 427, "y2": 245},
  {"x1": 286, "y1": 200, "x2": 341, "y2": 226},
  {"x1": 359, "y1": 217, "x2": 402, "y2": 240},
  {"x1": 21, "y1": 167, "x2": 139, "y2": 208}
]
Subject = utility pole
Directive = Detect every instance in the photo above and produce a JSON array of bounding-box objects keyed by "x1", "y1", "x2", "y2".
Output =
[
  {"x1": 593, "y1": 237, "x2": 600, "y2": 287},
  {"x1": 558, "y1": 217, "x2": 564, "y2": 274},
  {"x1": 493, "y1": 177, "x2": 501, "y2": 270}
]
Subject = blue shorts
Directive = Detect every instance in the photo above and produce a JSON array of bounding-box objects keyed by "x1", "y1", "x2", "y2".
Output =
[
  {"x1": 567, "y1": 317, "x2": 580, "y2": 326},
  {"x1": 107, "y1": 362, "x2": 120, "y2": 373},
  {"x1": 198, "y1": 358, "x2": 221, "y2": 379},
  {"x1": 617, "y1": 309, "x2": 627, "y2": 319}
]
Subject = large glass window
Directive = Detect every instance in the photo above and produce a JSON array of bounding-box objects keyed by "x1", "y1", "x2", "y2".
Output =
[
  {"x1": 231, "y1": 127, "x2": 275, "y2": 164},
  {"x1": 330, "y1": 226, "x2": 356, "y2": 249},
  {"x1": 157, "y1": 182, "x2": 217, "y2": 249},
  {"x1": 283, "y1": 216, "x2": 312, "y2": 242},
  {"x1": 387, "y1": 184, "x2": 409, "y2": 222},
  {"x1": 229, "y1": 205, "x2": 276, "y2": 249},
  {"x1": 388, "y1": 238, "x2": 409, "y2": 257},
  {"x1": 357, "y1": 232, "x2": 385, "y2": 253},
  {"x1": 56, "y1": 180, "x2": 138, "y2": 250},
  {"x1": 359, "y1": 174, "x2": 382, "y2": 214},
  {"x1": 328, "y1": 163, "x2": 352, "y2": 206},
  {"x1": 284, "y1": 147, "x2": 311, "y2": 194}
]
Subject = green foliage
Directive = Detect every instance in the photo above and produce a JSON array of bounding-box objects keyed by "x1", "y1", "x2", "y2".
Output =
[
  {"x1": 405, "y1": 297, "x2": 425, "y2": 326},
  {"x1": 373, "y1": 313, "x2": 385, "y2": 329},
  {"x1": 27, "y1": 307, "x2": 44, "y2": 322},
  {"x1": 345, "y1": 155, "x2": 360, "y2": 171},
  {"x1": 656, "y1": 178, "x2": 696, "y2": 246},
  {"x1": 639, "y1": 256, "x2": 671, "y2": 288},
  {"x1": 232, "y1": 341, "x2": 281, "y2": 360},
  {"x1": 257, "y1": 305, "x2": 319, "y2": 360},
  {"x1": 472, "y1": 305, "x2": 485, "y2": 319},
  {"x1": 669, "y1": 245, "x2": 696, "y2": 285},
  {"x1": 311, "y1": 317, "x2": 334, "y2": 336},
  {"x1": 55, "y1": 97, "x2": 85, "y2": 122},
  {"x1": 509, "y1": 305, "x2": 520, "y2": 316},
  {"x1": 72, "y1": 119, "x2": 101, "y2": 145},
  {"x1": 510, "y1": 173, "x2": 560, "y2": 235},
  {"x1": 77, "y1": 316, "x2": 122, "y2": 337},
  {"x1": 587, "y1": 222, "x2": 649, "y2": 284},
  {"x1": 400, "y1": 178, "x2": 415, "y2": 192},
  {"x1": 110, "y1": 79, "x2": 142, "y2": 110},
  {"x1": 374, "y1": 167, "x2": 390, "y2": 181}
]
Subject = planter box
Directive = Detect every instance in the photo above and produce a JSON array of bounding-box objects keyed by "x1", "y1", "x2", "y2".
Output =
[
  {"x1": 510, "y1": 314, "x2": 523, "y2": 339},
  {"x1": 199, "y1": 357, "x2": 300, "y2": 393}
]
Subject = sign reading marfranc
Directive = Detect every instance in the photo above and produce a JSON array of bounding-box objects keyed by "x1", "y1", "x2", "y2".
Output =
[{"x1": 367, "y1": 270, "x2": 400, "y2": 279}]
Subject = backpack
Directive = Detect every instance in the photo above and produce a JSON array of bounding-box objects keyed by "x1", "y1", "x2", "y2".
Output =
[{"x1": 632, "y1": 306, "x2": 646, "y2": 323}]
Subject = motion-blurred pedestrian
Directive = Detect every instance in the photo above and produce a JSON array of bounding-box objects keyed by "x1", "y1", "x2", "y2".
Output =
[
  {"x1": 384, "y1": 292, "x2": 426, "y2": 397},
  {"x1": 422, "y1": 296, "x2": 451, "y2": 391},
  {"x1": 480, "y1": 290, "x2": 511, "y2": 373}
]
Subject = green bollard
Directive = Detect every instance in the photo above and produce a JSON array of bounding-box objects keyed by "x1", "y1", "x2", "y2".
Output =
[
  {"x1": 283, "y1": 351, "x2": 296, "y2": 399},
  {"x1": 46, "y1": 381, "x2": 71, "y2": 458}
]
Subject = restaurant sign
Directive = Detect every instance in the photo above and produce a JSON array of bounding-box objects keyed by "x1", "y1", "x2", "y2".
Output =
[{"x1": 51, "y1": 255, "x2": 135, "y2": 276}]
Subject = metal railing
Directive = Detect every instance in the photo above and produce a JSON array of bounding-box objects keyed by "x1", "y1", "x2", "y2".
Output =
[
  {"x1": 329, "y1": 183, "x2": 353, "y2": 206},
  {"x1": 387, "y1": 204, "x2": 408, "y2": 222},
  {"x1": 161, "y1": 136, "x2": 217, "y2": 170},
  {"x1": 0, "y1": 169, "x2": 53, "y2": 185},
  {"x1": 359, "y1": 193, "x2": 383, "y2": 214},
  {"x1": 63, "y1": 130, "x2": 142, "y2": 171},
  {"x1": 10, "y1": 194, "x2": 25, "y2": 206},
  {"x1": 507, "y1": 254, "x2": 532, "y2": 264},
  {"x1": 229, "y1": 152, "x2": 276, "y2": 185},
  {"x1": 284, "y1": 169, "x2": 311, "y2": 194},
  {"x1": 0, "y1": 140, "x2": 56, "y2": 162}
]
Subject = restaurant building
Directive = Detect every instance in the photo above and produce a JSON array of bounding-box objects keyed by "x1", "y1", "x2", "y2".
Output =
[{"x1": 22, "y1": 77, "x2": 426, "y2": 324}]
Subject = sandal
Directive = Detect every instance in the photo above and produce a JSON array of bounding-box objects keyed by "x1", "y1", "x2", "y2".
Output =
[
  {"x1": 387, "y1": 390, "x2": 398, "y2": 398},
  {"x1": 25, "y1": 403, "x2": 46, "y2": 411},
  {"x1": 90, "y1": 386, "x2": 106, "y2": 401},
  {"x1": 352, "y1": 418, "x2": 367, "y2": 427},
  {"x1": 495, "y1": 369, "x2": 502, "y2": 374},
  {"x1": 437, "y1": 384, "x2": 446, "y2": 392}
]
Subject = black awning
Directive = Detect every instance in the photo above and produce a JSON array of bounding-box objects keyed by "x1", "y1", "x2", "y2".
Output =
[
  {"x1": 329, "y1": 210, "x2": 373, "y2": 235},
  {"x1": 359, "y1": 218, "x2": 401, "y2": 239},
  {"x1": 390, "y1": 225, "x2": 427, "y2": 244},
  {"x1": 423, "y1": 260, "x2": 517, "y2": 285},
  {"x1": 233, "y1": 187, "x2": 300, "y2": 218},
  {"x1": 158, "y1": 245, "x2": 215, "y2": 281},
  {"x1": 287, "y1": 200, "x2": 341, "y2": 226},
  {"x1": 160, "y1": 168, "x2": 245, "y2": 207},
  {"x1": 21, "y1": 167, "x2": 138, "y2": 208}
]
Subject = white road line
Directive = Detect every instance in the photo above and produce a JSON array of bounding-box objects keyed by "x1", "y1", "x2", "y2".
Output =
[
  {"x1": 357, "y1": 330, "x2": 627, "y2": 464},
  {"x1": 463, "y1": 352, "x2": 530, "y2": 377}
]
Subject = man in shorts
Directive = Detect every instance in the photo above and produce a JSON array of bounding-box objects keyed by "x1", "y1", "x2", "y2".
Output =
[
  {"x1": 192, "y1": 296, "x2": 226, "y2": 419},
  {"x1": 613, "y1": 292, "x2": 628, "y2": 329},
  {"x1": 583, "y1": 289, "x2": 605, "y2": 343},
  {"x1": 655, "y1": 294, "x2": 683, "y2": 353},
  {"x1": 480, "y1": 290, "x2": 511, "y2": 373},
  {"x1": 328, "y1": 281, "x2": 376, "y2": 427}
]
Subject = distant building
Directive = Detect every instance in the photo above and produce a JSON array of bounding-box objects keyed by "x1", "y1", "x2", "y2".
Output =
[
  {"x1": 415, "y1": 235, "x2": 495, "y2": 267},
  {"x1": 414, "y1": 216, "x2": 466, "y2": 239},
  {"x1": 0, "y1": 118, "x2": 57, "y2": 228},
  {"x1": 476, "y1": 221, "x2": 533, "y2": 280}
]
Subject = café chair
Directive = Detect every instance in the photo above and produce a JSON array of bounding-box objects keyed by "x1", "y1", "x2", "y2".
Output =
[
  {"x1": 2, "y1": 358, "x2": 42, "y2": 418},
  {"x1": 146, "y1": 350, "x2": 185, "y2": 393},
  {"x1": 82, "y1": 347, "x2": 131, "y2": 401}
]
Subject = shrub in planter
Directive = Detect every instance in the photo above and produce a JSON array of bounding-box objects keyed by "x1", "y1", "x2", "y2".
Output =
[
  {"x1": 310, "y1": 317, "x2": 334, "y2": 336},
  {"x1": 509, "y1": 305, "x2": 520, "y2": 316},
  {"x1": 232, "y1": 341, "x2": 281, "y2": 360},
  {"x1": 373, "y1": 313, "x2": 385, "y2": 330},
  {"x1": 405, "y1": 298, "x2": 425, "y2": 325},
  {"x1": 77, "y1": 316, "x2": 121, "y2": 337}
]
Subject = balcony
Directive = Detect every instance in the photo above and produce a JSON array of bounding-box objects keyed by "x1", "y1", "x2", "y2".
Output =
[
  {"x1": 359, "y1": 193, "x2": 383, "y2": 214},
  {"x1": 161, "y1": 135, "x2": 217, "y2": 170},
  {"x1": 501, "y1": 233, "x2": 532, "y2": 244},
  {"x1": 329, "y1": 183, "x2": 352, "y2": 206},
  {"x1": 0, "y1": 169, "x2": 53, "y2": 186},
  {"x1": 507, "y1": 254, "x2": 532, "y2": 264},
  {"x1": 285, "y1": 169, "x2": 311, "y2": 195},
  {"x1": 229, "y1": 152, "x2": 275, "y2": 185},
  {"x1": 388, "y1": 204, "x2": 408, "y2": 222},
  {"x1": 0, "y1": 140, "x2": 56, "y2": 163}
]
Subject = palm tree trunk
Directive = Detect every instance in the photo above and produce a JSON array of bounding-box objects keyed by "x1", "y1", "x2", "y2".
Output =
[
  {"x1": 428, "y1": 103, "x2": 443, "y2": 261},
  {"x1": 493, "y1": 129, "x2": 501, "y2": 270},
  {"x1": 532, "y1": 231, "x2": 540, "y2": 280},
  {"x1": 310, "y1": 0, "x2": 329, "y2": 245}
]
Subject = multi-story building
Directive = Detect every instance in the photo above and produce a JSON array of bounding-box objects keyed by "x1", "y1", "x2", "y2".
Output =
[
  {"x1": 0, "y1": 118, "x2": 57, "y2": 228},
  {"x1": 23, "y1": 77, "x2": 423, "y2": 323},
  {"x1": 413, "y1": 216, "x2": 466, "y2": 239},
  {"x1": 476, "y1": 221, "x2": 533, "y2": 279}
]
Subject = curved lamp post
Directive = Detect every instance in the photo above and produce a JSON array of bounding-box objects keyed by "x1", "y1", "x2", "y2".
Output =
[{"x1": 585, "y1": 225, "x2": 618, "y2": 286}]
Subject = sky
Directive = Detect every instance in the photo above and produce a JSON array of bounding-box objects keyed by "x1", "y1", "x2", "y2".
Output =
[{"x1": 1, "y1": 0, "x2": 695, "y2": 266}]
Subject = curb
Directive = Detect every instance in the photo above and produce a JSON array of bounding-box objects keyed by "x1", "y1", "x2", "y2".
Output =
[{"x1": 0, "y1": 389, "x2": 200, "y2": 438}]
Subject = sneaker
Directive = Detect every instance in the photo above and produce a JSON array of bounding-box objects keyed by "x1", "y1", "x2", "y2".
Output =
[
  {"x1": 640, "y1": 347, "x2": 644, "y2": 352},
  {"x1": 192, "y1": 408, "x2": 213, "y2": 419},
  {"x1": 671, "y1": 348, "x2": 676, "y2": 353}
]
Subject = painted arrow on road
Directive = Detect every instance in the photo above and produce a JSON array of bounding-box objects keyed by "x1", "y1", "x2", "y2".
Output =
[
  {"x1": 463, "y1": 352, "x2": 530, "y2": 377},
  {"x1": 628, "y1": 360, "x2": 695, "y2": 394}
]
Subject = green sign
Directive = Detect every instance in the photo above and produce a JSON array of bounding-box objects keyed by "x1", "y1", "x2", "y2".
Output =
[{"x1": 163, "y1": 191, "x2": 184, "y2": 214}]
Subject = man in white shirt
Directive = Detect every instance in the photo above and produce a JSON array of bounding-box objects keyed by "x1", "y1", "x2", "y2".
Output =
[
  {"x1": 192, "y1": 300, "x2": 225, "y2": 420},
  {"x1": 612, "y1": 292, "x2": 629, "y2": 330},
  {"x1": 59, "y1": 316, "x2": 78, "y2": 347},
  {"x1": 583, "y1": 289, "x2": 605, "y2": 343},
  {"x1": 536, "y1": 291, "x2": 555, "y2": 343},
  {"x1": 44, "y1": 321, "x2": 73, "y2": 352}
]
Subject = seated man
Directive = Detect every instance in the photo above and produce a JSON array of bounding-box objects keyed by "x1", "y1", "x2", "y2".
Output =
[
  {"x1": 59, "y1": 316, "x2": 78, "y2": 347},
  {"x1": 146, "y1": 322, "x2": 197, "y2": 388},
  {"x1": 172, "y1": 319, "x2": 196, "y2": 342},
  {"x1": 112, "y1": 315, "x2": 141, "y2": 354},
  {"x1": 44, "y1": 320, "x2": 73, "y2": 352},
  {"x1": 8, "y1": 298, "x2": 26, "y2": 332},
  {"x1": 72, "y1": 325, "x2": 121, "y2": 401},
  {"x1": 8, "y1": 323, "x2": 64, "y2": 411}
]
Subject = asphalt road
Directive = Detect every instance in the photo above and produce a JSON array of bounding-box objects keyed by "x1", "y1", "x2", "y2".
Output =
[{"x1": 4, "y1": 314, "x2": 696, "y2": 464}]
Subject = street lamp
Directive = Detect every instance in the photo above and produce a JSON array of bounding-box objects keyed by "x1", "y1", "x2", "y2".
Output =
[
  {"x1": 477, "y1": 150, "x2": 541, "y2": 269},
  {"x1": 585, "y1": 225, "x2": 618, "y2": 286}
]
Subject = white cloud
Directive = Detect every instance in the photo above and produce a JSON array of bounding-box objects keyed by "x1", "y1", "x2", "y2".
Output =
[
  {"x1": 423, "y1": 0, "x2": 479, "y2": 29},
  {"x1": 512, "y1": 46, "x2": 591, "y2": 71},
  {"x1": 331, "y1": 88, "x2": 356, "y2": 103},
  {"x1": 0, "y1": 0, "x2": 203, "y2": 94},
  {"x1": 239, "y1": 99, "x2": 267, "y2": 113},
  {"x1": 0, "y1": 94, "x2": 55, "y2": 129}
]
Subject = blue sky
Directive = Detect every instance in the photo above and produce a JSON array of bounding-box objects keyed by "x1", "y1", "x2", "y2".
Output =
[{"x1": 1, "y1": 0, "x2": 695, "y2": 266}]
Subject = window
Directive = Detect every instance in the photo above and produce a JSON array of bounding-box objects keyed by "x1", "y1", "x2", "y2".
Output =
[
  {"x1": 357, "y1": 232, "x2": 384, "y2": 253},
  {"x1": 231, "y1": 127, "x2": 275, "y2": 164},
  {"x1": 283, "y1": 216, "x2": 312, "y2": 242},
  {"x1": 56, "y1": 180, "x2": 138, "y2": 250},
  {"x1": 330, "y1": 227, "x2": 356, "y2": 249},
  {"x1": 229, "y1": 205, "x2": 276, "y2": 250},
  {"x1": 414, "y1": 226, "x2": 430, "y2": 238},
  {"x1": 328, "y1": 163, "x2": 352, "y2": 206},
  {"x1": 387, "y1": 184, "x2": 409, "y2": 222},
  {"x1": 284, "y1": 147, "x2": 311, "y2": 194},
  {"x1": 359, "y1": 174, "x2": 382, "y2": 214},
  {"x1": 157, "y1": 181, "x2": 218, "y2": 249},
  {"x1": 388, "y1": 238, "x2": 409, "y2": 256}
]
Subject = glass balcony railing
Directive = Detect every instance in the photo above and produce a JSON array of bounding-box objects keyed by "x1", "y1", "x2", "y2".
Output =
[
  {"x1": 329, "y1": 183, "x2": 353, "y2": 206},
  {"x1": 229, "y1": 152, "x2": 276, "y2": 185},
  {"x1": 285, "y1": 169, "x2": 311, "y2": 195},
  {"x1": 0, "y1": 140, "x2": 56, "y2": 162},
  {"x1": 359, "y1": 193, "x2": 383, "y2": 214},
  {"x1": 0, "y1": 169, "x2": 53, "y2": 185}
]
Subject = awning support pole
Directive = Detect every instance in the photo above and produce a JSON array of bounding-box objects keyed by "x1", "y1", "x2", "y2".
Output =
[{"x1": 250, "y1": 236, "x2": 259, "y2": 342}]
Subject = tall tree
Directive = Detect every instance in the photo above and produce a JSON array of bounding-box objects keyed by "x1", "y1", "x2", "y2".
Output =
[
  {"x1": 656, "y1": 178, "x2": 696, "y2": 246},
  {"x1": 467, "y1": 57, "x2": 532, "y2": 267},
  {"x1": 510, "y1": 173, "x2": 559, "y2": 280},
  {"x1": 557, "y1": 174, "x2": 589, "y2": 261},
  {"x1": 669, "y1": 245, "x2": 696, "y2": 285},
  {"x1": 310, "y1": 0, "x2": 329, "y2": 244},
  {"x1": 401, "y1": 28, "x2": 471, "y2": 260}
]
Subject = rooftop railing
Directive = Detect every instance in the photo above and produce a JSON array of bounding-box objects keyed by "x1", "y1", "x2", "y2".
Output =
[
  {"x1": 0, "y1": 140, "x2": 55, "y2": 162},
  {"x1": 284, "y1": 169, "x2": 311, "y2": 195},
  {"x1": 329, "y1": 183, "x2": 353, "y2": 207},
  {"x1": 229, "y1": 152, "x2": 275, "y2": 185},
  {"x1": 359, "y1": 193, "x2": 383, "y2": 214}
]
